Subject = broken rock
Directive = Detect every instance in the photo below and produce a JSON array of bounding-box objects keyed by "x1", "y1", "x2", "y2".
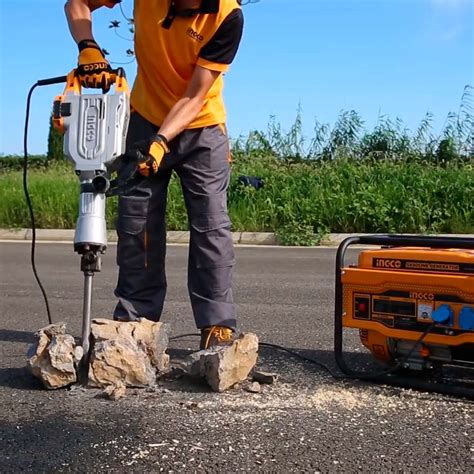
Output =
[
  {"x1": 252, "y1": 370, "x2": 279, "y2": 385},
  {"x1": 243, "y1": 381, "x2": 262, "y2": 393},
  {"x1": 27, "y1": 323, "x2": 78, "y2": 389},
  {"x1": 89, "y1": 338, "x2": 156, "y2": 388},
  {"x1": 185, "y1": 333, "x2": 259, "y2": 392},
  {"x1": 88, "y1": 318, "x2": 170, "y2": 388},
  {"x1": 103, "y1": 380, "x2": 127, "y2": 401}
]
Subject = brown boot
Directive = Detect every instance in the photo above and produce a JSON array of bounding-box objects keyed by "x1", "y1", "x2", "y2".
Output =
[{"x1": 200, "y1": 326, "x2": 234, "y2": 350}]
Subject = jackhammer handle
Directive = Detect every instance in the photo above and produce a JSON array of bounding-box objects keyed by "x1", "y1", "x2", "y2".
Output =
[
  {"x1": 108, "y1": 67, "x2": 127, "y2": 91},
  {"x1": 36, "y1": 67, "x2": 125, "y2": 88},
  {"x1": 37, "y1": 75, "x2": 68, "y2": 86},
  {"x1": 65, "y1": 67, "x2": 128, "y2": 93}
]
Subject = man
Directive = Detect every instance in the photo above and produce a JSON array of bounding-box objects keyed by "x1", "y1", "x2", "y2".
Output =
[{"x1": 64, "y1": 0, "x2": 244, "y2": 349}]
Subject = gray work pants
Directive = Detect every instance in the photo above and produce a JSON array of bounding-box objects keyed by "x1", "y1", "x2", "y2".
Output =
[{"x1": 113, "y1": 112, "x2": 236, "y2": 330}]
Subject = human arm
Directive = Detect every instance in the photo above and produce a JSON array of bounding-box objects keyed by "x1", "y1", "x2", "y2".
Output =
[
  {"x1": 135, "y1": 66, "x2": 221, "y2": 177},
  {"x1": 64, "y1": 0, "x2": 107, "y2": 43},
  {"x1": 64, "y1": 0, "x2": 119, "y2": 90},
  {"x1": 158, "y1": 66, "x2": 222, "y2": 142},
  {"x1": 137, "y1": 8, "x2": 244, "y2": 176}
]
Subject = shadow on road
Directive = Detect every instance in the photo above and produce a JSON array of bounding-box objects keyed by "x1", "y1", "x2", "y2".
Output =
[
  {"x1": 1, "y1": 415, "x2": 141, "y2": 472},
  {"x1": 0, "y1": 329, "x2": 35, "y2": 343},
  {"x1": 0, "y1": 366, "x2": 43, "y2": 390}
]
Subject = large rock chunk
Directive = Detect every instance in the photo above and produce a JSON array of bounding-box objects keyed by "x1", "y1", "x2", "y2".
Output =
[
  {"x1": 27, "y1": 323, "x2": 79, "y2": 389},
  {"x1": 88, "y1": 318, "x2": 170, "y2": 388},
  {"x1": 185, "y1": 333, "x2": 259, "y2": 392},
  {"x1": 89, "y1": 338, "x2": 155, "y2": 387}
]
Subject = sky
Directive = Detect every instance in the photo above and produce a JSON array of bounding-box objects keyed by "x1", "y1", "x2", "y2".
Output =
[{"x1": 0, "y1": 0, "x2": 473, "y2": 155}]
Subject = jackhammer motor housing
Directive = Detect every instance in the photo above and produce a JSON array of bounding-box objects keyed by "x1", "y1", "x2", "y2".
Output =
[{"x1": 53, "y1": 69, "x2": 130, "y2": 252}]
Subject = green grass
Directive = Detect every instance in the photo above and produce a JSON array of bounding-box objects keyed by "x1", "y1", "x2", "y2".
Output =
[
  {"x1": 229, "y1": 153, "x2": 473, "y2": 235},
  {"x1": 0, "y1": 156, "x2": 472, "y2": 238}
]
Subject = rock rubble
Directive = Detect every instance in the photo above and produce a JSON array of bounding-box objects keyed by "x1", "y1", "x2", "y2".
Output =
[
  {"x1": 27, "y1": 323, "x2": 80, "y2": 389},
  {"x1": 89, "y1": 318, "x2": 170, "y2": 388},
  {"x1": 184, "y1": 333, "x2": 259, "y2": 392},
  {"x1": 27, "y1": 322, "x2": 262, "y2": 396}
]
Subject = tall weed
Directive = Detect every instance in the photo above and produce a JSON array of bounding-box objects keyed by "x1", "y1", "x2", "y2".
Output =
[{"x1": 1, "y1": 89, "x2": 472, "y2": 243}]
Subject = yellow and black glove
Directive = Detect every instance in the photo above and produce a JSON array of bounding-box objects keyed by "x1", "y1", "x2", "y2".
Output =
[
  {"x1": 77, "y1": 39, "x2": 114, "y2": 91},
  {"x1": 135, "y1": 135, "x2": 170, "y2": 177}
]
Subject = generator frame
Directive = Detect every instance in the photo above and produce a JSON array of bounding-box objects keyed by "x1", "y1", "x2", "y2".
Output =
[{"x1": 334, "y1": 234, "x2": 474, "y2": 399}]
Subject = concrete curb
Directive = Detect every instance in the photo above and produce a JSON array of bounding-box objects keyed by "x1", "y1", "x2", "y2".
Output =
[{"x1": 0, "y1": 229, "x2": 473, "y2": 246}]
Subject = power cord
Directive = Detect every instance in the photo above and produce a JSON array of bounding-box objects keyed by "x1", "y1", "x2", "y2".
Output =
[
  {"x1": 169, "y1": 333, "x2": 202, "y2": 341},
  {"x1": 169, "y1": 324, "x2": 436, "y2": 381},
  {"x1": 169, "y1": 333, "x2": 343, "y2": 377},
  {"x1": 170, "y1": 330, "x2": 474, "y2": 401},
  {"x1": 259, "y1": 342, "x2": 343, "y2": 378},
  {"x1": 23, "y1": 76, "x2": 67, "y2": 325},
  {"x1": 346, "y1": 322, "x2": 437, "y2": 380},
  {"x1": 24, "y1": 83, "x2": 52, "y2": 325}
]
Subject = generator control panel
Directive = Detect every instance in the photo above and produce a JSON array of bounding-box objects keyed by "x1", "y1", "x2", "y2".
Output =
[
  {"x1": 342, "y1": 246, "x2": 474, "y2": 344},
  {"x1": 353, "y1": 291, "x2": 474, "y2": 333}
]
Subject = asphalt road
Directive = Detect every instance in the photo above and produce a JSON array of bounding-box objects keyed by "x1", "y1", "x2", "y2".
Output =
[{"x1": 0, "y1": 242, "x2": 473, "y2": 472}]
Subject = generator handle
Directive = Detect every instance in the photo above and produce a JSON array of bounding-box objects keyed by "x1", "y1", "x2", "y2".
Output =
[
  {"x1": 334, "y1": 236, "x2": 361, "y2": 374},
  {"x1": 355, "y1": 234, "x2": 474, "y2": 250},
  {"x1": 334, "y1": 234, "x2": 474, "y2": 376}
]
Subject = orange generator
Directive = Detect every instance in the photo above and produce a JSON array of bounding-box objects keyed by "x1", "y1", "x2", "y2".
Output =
[{"x1": 334, "y1": 235, "x2": 474, "y2": 397}]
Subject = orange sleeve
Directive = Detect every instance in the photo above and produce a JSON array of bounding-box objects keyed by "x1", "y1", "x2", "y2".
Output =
[{"x1": 196, "y1": 58, "x2": 230, "y2": 73}]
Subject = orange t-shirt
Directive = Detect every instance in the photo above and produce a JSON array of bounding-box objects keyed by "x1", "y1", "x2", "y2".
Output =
[{"x1": 103, "y1": 0, "x2": 244, "y2": 128}]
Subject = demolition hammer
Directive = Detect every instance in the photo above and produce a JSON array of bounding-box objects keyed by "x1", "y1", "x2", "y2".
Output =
[{"x1": 24, "y1": 68, "x2": 132, "y2": 362}]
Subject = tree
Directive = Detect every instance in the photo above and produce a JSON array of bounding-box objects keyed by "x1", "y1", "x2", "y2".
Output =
[{"x1": 47, "y1": 114, "x2": 65, "y2": 162}]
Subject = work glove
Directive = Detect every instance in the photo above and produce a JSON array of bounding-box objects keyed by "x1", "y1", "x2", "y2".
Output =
[
  {"x1": 124, "y1": 134, "x2": 170, "y2": 177},
  {"x1": 77, "y1": 39, "x2": 114, "y2": 91},
  {"x1": 137, "y1": 135, "x2": 170, "y2": 177}
]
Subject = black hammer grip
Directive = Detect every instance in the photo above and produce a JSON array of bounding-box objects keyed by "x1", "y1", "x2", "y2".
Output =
[{"x1": 37, "y1": 76, "x2": 68, "y2": 87}]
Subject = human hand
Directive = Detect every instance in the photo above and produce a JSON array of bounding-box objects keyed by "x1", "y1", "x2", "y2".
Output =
[
  {"x1": 77, "y1": 39, "x2": 114, "y2": 91},
  {"x1": 136, "y1": 135, "x2": 170, "y2": 177}
]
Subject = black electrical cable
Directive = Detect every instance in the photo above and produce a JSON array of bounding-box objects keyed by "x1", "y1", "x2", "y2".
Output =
[
  {"x1": 23, "y1": 83, "x2": 52, "y2": 325},
  {"x1": 169, "y1": 333, "x2": 201, "y2": 341},
  {"x1": 168, "y1": 333, "x2": 340, "y2": 376},
  {"x1": 169, "y1": 324, "x2": 436, "y2": 381},
  {"x1": 259, "y1": 341, "x2": 344, "y2": 378},
  {"x1": 169, "y1": 331, "x2": 473, "y2": 401},
  {"x1": 23, "y1": 75, "x2": 67, "y2": 325},
  {"x1": 348, "y1": 322, "x2": 437, "y2": 380}
]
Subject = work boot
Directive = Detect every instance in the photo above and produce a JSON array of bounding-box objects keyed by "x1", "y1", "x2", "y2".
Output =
[{"x1": 200, "y1": 326, "x2": 234, "y2": 350}]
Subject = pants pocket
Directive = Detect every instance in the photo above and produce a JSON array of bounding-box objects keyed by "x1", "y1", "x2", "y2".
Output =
[
  {"x1": 116, "y1": 197, "x2": 148, "y2": 270},
  {"x1": 190, "y1": 213, "x2": 235, "y2": 269}
]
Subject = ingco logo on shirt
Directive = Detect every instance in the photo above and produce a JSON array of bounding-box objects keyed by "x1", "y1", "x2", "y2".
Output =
[{"x1": 187, "y1": 27, "x2": 204, "y2": 42}]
